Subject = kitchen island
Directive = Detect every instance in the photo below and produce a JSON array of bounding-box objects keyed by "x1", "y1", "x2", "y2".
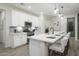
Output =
[{"x1": 28, "y1": 32, "x2": 66, "y2": 56}]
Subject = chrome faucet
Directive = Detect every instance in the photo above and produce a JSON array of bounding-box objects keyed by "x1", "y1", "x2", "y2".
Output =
[
  {"x1": 49, "y1": 27, "x2": 54, "y2": 34},
  {"x1": 52, "y1": 27, "x2": 54, "y2": 34}
]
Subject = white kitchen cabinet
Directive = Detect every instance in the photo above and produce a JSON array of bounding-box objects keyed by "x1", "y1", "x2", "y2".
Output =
[
  {"x1": 11, "y1": 10, "x2": 40, "y2": 29},
  {"x1": 11, "y1": 10, "x2": 26, "y2": 26},
  {"x1": 30, "y1": 16, "x2": 39, "y2": 27},
  {"x1": 29, "y1": 39, "x2": 48, "y2": 56},
  {"x1": 10, "y1": 33, "x2": 27, "y2": 48}
]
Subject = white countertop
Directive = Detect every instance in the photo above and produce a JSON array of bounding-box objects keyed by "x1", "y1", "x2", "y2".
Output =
[{"x1": 28, "y1": 32, "x2": 66, "y2": 43}]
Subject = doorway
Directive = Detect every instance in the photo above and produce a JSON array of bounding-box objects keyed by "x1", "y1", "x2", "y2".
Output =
[
  {"x1": 0, "y1": 9, "x2": 5, "y2": 48},
  {"x1": 67, "y1": 17, "x2": 75, "y2": 37}
]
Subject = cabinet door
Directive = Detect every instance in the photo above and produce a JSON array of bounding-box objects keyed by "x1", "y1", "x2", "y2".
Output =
[
  {"x1": 13, "y1": 34, "x2": 27, "y2": 48},
  {"x1": 19, "y1": 34, "x2": 27, "y2": 44},
  {"x1": 12, "y1": 10, "x2": 26, "y2": 26},
  {"x1": 13, "y1": 35, "x2": 21, "y2": 47},
  {"x1": 30, "y1": 16, "x2": 39, "y2": 27},
  {"x1": 18, "y1": 12, "x2": 26, "y2": 26}
]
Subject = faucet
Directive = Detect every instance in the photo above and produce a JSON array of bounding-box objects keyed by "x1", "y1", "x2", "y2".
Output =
[
  {"x1": 52, "y1": 27, "x2": 54, "y2": 34},
  {"x1": 49, "y1": 27, "x2": 54, "y2": 34}
]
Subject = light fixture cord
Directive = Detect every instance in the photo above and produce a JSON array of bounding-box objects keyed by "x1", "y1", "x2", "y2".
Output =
[
  {"x1": 54, "y1": 3, "x2": 56, "y2": 9},
  {"x1": 59, "y1": 3, "x2": 61, "y2": 14},
  {"x1": 61, "y1": 4, "x2": 64, "y2": 15}
]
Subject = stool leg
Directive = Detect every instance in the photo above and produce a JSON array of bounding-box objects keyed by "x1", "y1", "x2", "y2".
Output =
[{"x1": 49, "y1": 50, "x2": 53, "y2": 56}]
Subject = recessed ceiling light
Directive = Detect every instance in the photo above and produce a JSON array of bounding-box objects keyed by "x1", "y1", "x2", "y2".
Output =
[{"x1": 28, "y1": 6, "x2": 31, "y2": 9}]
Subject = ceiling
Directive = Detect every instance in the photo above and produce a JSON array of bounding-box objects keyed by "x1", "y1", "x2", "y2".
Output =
[{"x1": 8, "y1": 3, "x2": 79, "y2": 16}]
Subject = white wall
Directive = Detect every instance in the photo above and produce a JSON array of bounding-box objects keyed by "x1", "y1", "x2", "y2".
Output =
[
  {"x1": 52, "y1": 17, "x2": 61, "y2": 31},
  {"x1": 44, "y1": 15, "x2": 54, "y2": 29},
  {"x1": 38, "y1": 14, "x2": 45, "y2": 33},
  {"x1": 0, "y1": 12, "x2": 2, "y2": 42},
  {"x1": 60, "y1": 18, "x2": 67, "y2": 32},
  {"x1": 0, "y1": 11, "x2": 6, "y2": 43},
  {"x1": 0, "y1": 4, "x2": 12, "y2": 47},
  {"x1": 44, "y1": 15, "x2": 62, "y2": 32}
]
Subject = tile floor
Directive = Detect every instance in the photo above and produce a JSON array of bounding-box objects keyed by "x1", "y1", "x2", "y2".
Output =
[
  {"x1": 67, "y1": 37, "x2": 79, "y2": 56},
  {"x1": 0, "y1": 44, "x2": 29, "y2": 56}
]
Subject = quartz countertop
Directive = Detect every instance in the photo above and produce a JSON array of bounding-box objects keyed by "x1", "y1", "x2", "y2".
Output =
[{"x1": 28, "y1": 32, "x2": 66, "y2": 43}]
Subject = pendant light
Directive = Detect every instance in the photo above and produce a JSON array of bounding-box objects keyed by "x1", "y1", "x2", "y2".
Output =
[
  {"x1": 60, "y1": 5, "x2": 64, "y2": 19},
  {"x1": 58, "y1": 13, "x2": 62, "y2": 17},
  {"x1": 54, "y1": 3, "x2": 59, "y2": 14},
  {"x1": 58, "y1": 3, "x2": 62, "y2": 17},
  {"x1": 58, "y1": 9, "x2": 62, "y2": 17}
]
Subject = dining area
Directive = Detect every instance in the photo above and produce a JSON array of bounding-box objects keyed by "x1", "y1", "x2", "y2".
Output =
[{"x1": 28, "y1": 31, "x2": 71, "y2": 56}]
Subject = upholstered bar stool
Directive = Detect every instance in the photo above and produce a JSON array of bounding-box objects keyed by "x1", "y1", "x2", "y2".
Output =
[
  {"x1": 49, "y1": 36, "x2": 69, "y2": 56},
  {"x1": 65, "y1": 32, "x2": 71, "y2": 52},
  {"x1": 49, "y1": 32, "x2": 71, "y2": 56}
]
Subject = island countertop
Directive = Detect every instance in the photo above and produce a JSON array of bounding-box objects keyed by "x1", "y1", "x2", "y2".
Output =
[{"x1": 28, "y1": 32, "x2": 66, "y2": 44}]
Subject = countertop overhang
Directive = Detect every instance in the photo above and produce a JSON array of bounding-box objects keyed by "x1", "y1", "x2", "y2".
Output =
[{"x1": 28, "y1": 33, "x2": 66, "y2": 43}]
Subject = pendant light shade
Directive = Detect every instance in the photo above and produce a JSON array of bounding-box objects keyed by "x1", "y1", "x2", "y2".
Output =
[
  {"x1": 58, "y1": 13, "x2": 62, "y2": 17},
  {"x1": 61, "y1": 16, "x2": 64, "y2": 19},
  {"x1": 54, "y1": 8, "x2": 59, "y2": 14},
  {"x1": 53, "y1": 3, "x2": 64, "y2": 19},
  {"x1": 54, "y1": 3, "x2": 59, "y2": 14}
]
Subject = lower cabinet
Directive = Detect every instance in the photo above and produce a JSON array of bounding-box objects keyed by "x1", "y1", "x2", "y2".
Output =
[{"x1": 10, "y1": 33, "x2": 27, "y2": 48}]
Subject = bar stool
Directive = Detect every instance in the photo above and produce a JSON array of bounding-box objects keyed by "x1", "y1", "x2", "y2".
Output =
[
  {"x1": 65, "y1": 32, "x2": 71, "y2": 51},
  {"x1": 49, "y1": 32, "x2": 71, "y2": 56}
]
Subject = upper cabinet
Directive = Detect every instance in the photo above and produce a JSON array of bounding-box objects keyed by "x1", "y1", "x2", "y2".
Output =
[
  {"x1": 11, "y1": 10, "x2": 26, "y2": 26},
  {"x1": 11, "y1": 10, "x2": 39, "y2": 27},
  {"x1": 30, "y1": 16, "x2": 39, "y2": 27}
]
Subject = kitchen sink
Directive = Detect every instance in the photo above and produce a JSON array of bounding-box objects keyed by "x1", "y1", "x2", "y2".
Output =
[
  {"x1": 55, "y1": 34, "x2": 60, "y2": 36},
  {"x1": 47, "y1": 37, "x2": 56, "y2": 39}
]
